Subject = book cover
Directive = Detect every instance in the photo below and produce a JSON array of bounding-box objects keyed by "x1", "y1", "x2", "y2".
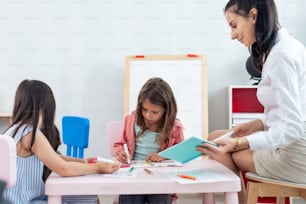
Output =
[{"x1": 158, "y1": 136, "x2": 217, "y2": 163}]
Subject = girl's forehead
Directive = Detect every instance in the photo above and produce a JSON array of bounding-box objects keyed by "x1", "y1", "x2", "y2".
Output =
[{"x1": 142, "y1": 99, "x2": 163, "y2": 109}]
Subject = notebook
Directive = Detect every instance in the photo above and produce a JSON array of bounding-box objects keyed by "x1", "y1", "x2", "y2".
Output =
[{"x1": 158, "y1": 136, "x2": 218, "y2": 163}]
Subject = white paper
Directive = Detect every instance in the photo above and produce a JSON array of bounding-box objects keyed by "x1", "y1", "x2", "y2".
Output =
[{"x1": 158, "y1": 167, "x2": 231, "y2": 184}]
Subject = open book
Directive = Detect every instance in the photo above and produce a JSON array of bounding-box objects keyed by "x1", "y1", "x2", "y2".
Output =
[{"x1": 158, "y1": 136, "x2": 217, "y2": 163}]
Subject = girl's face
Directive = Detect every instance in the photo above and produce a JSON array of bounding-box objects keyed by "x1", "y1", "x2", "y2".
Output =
[
  {"x1": 141, "y1": 99, "x2": 165, "y2": 126},
  {"x1": 225, "y1": 7, "x2": 257, "y2": 47}
]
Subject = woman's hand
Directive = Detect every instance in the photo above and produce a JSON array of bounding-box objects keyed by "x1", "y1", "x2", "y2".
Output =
[
  {"x1": 196, "y1": 137, "x2": 236, "y2": 159},
  {"x1": 232, "y1": 119, "x2": 264, "y2": 137},
  {"x1": 146, "y1": 152, "x2": 166, "y2": 162}
]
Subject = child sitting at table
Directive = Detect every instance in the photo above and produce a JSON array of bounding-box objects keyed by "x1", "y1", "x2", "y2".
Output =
[
  {"x1": 3, "y1": 79, "x2": 121, "y2": 204},
  {"x1": 114, "y1": 77, "x2": 184, "y2": 204}
]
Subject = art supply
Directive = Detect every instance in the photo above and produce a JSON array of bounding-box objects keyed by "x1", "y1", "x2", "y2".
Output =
[
  {"x1": 123, "y1": 143, "x2": 131, "y2": 164},
  {"x1": 144, "y1": 168, "x2": 153, "y2": 175},
  {"x1": 88, "y1": 157, "x2": 114, "y2": 163},
  {"x1": 120, "y1": 163, "x2": 131, "y2": 168},
  {"x1": 177, "y1": 174, "x2": 196, "y2": 180},
  {"x1": 127, "y1": 167, "x2": 134, "y2": 176},
  {"x1": 214, "y1": 130, "x2": 234, "y2": 142}
]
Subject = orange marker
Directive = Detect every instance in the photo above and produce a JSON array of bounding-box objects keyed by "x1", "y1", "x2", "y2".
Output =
[{"x1": 177, "y1": 174, "x2": 196, "y2": 180}]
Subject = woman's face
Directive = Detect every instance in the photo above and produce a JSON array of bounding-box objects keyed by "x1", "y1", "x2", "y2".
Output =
[
  {"x1": 225, "y1": 7, "x2": 257, "y2": 47},
  {"x1": 141, "y1": 99, "x2": 165, "y2": 126}
]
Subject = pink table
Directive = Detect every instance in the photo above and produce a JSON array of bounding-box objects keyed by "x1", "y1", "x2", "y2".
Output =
[{"x1": 45, "y1": 158, "x2": 241, "y2": 204}]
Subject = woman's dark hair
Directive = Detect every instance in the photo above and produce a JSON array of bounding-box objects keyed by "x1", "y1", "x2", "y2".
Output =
[
  {"x1": 225, "y1": 0, "x2": 280, "y2": 71},
  {"x1": 9, "y1": 79, "x2": 61, "y2": 152},
  {"x1": 135, "y1": 77, "x2": 177, "y2": 147}
]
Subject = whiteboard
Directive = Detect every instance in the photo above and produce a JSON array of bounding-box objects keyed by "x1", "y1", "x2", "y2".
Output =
[{"x1": 124, "y1": 55, "x2": 208, "y2": 139}]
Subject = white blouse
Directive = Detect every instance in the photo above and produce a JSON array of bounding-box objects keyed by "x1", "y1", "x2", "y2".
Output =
[{"x1": 247, "y1": 28, "x2": 306, "y2": 150}]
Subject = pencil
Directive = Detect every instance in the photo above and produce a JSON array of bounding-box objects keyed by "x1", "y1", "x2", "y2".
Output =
[
  {"x1": 214, "y1": 130, "x2": 234, "y2": 142},
  {"x1": 144, "y1": 168, "x2": 153, "y2": 175}
]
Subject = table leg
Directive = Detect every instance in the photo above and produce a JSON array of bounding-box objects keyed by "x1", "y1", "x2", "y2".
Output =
[
  {"x1": 48, "y1": 195, "x2": 61, "y2": 204},
  {"x1": 202, "y1": 193, "x2": 215, "y2": 204},
  {"x1": 224, "y1": 192, "x2": 239, "y2": 204}
]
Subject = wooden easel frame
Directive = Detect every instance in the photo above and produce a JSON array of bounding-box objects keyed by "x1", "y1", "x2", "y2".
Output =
[{"x1": 124, "y1": 54, "x2": 208, "y2": 139}]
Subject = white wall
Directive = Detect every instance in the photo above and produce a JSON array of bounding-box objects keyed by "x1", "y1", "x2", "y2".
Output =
[{"x1": 0, "y1": 0, "x2": 305, "y2": 158}]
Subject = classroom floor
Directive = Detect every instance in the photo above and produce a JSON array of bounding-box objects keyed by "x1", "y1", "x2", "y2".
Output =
[{"x1": 100, "y1": 194, "x2": 306, "y2": 204}]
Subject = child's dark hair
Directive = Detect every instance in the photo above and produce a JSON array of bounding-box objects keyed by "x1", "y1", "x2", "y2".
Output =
[
  {"x1": 135, "y1": 77, "x2": 177, "y2": 147},
  {"x1": 224, "y1": 0, "x2": 280, "y2": 71},
  {"x1": 9, "y1": 79, "x2": 61, "y2": 152}
]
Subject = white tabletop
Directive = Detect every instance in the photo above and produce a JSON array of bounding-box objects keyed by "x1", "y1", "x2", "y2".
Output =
[{"x1": 45, "y1": 158, "x2": 241, "y2": 204}]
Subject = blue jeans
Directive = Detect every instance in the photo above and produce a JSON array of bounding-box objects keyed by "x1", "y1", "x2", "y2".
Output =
[{"x1": 119, "y1": 194, "x2": 171, "y2": 204}]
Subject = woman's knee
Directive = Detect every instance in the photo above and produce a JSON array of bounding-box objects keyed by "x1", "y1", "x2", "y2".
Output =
[{"x1": 208, "y1": 130, "x2": 229, "y2": 140}]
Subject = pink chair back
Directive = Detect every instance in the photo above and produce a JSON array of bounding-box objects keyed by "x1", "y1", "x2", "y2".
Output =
[
  {"x1": 106, "y1": 121, "x2": 124, "y2": 157},
  {"x1": 0, "y1": 135, "x2": 16, "y2": 187}
]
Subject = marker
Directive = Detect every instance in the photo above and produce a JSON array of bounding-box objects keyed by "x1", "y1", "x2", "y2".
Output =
[
  {"x1": 177, "y1": 174, "x2": 196, "y2": 180},
  {"x1": 133, "y1": 55, "x2": 145, "y2": 58},
  {"x1": 214, "y1": 130, "x2": 234, "y2": 142},
  {"x1": 88, "y1": 157, "x2": 114, "y2": 163},
  {"x1": 128, "y1": 167, "x2": 134, "y2": 175},
  {"x1": 120, "y1": 163, "x2": 131, "y2": 168},
  {"x1": 123, "y1": 143, "x2": 130, "y2": 164},
  {"x1": 144, "y1": 168, "x2": 153, "y2": 175},
  {"x1": 187, "y1": 54, "x2": 199, "y2": 57}
]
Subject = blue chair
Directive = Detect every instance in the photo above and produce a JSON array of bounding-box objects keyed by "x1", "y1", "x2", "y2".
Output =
[{"x1": 62, "y1": 116, "x2": 90, "y2": 158}]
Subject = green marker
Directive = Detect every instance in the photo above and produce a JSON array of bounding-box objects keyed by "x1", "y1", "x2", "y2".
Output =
[{"x1": 128, "y1": 167, "x2": 134, "y2": 175}]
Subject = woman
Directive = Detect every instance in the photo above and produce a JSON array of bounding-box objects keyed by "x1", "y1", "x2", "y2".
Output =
[{"x1": 197, "y1": 0, "x2": 306, "y2": 189}]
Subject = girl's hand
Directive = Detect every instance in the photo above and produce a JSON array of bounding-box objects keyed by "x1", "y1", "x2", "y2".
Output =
[
  {"x1": 85, "y1": 157, "x2": 96, "y2": 163},
  {"x1": 96, "y1": 161, "x2": 121, "y2": 174},
  {"x1": 146, "y1": 152, "x2": 165, "y2": 162},
  {"x1": 117, "y1": 151, "x2": 129, "y2": 163}
]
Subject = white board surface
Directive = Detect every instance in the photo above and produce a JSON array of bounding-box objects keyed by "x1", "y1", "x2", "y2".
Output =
[{"x1": 124, "y1": 55, "x2": 208, "y2": 139}]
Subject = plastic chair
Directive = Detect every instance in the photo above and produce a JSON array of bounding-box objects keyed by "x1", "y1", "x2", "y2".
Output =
[
  {"x1": 105, "y1": 121, "x2": 177, "y2": 204},
  {"x1": 0, "y1": 134, "x2": 16, "y2": 188},
  {"x1": 245, "y1": 172, "x2": 304, "y2": 204},
  {"x1": 106, "y1": 121, "x2": 124, "y2": 157},
  {"x1": 62, "y1": 116, "x2": 90, "y2": 158},
  {"x1": 105, "y1": 121, "x2": 124, "y2": 204},
  {"x1": 0, "y1": 134, "x2": 16, "y2": 204}
]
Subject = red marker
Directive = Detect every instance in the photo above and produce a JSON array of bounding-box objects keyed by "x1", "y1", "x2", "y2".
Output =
[
  {"x1": 120, "y1": 163, "x2": 131, "y2": 168},
  {"x1": 88, "y1": 157, "x2": 115, "y2": 163},
  {"x1": 133, "y1": 55, "x2": 145, "y2": 58},
  {"x1": 187, "y1": 54, "x2": 198, "y2": 57}
]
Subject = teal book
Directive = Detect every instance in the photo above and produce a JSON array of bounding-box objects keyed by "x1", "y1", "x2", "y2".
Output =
[{"x1": 158, "y1": 136, "x2": 218, "y2": 163}]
